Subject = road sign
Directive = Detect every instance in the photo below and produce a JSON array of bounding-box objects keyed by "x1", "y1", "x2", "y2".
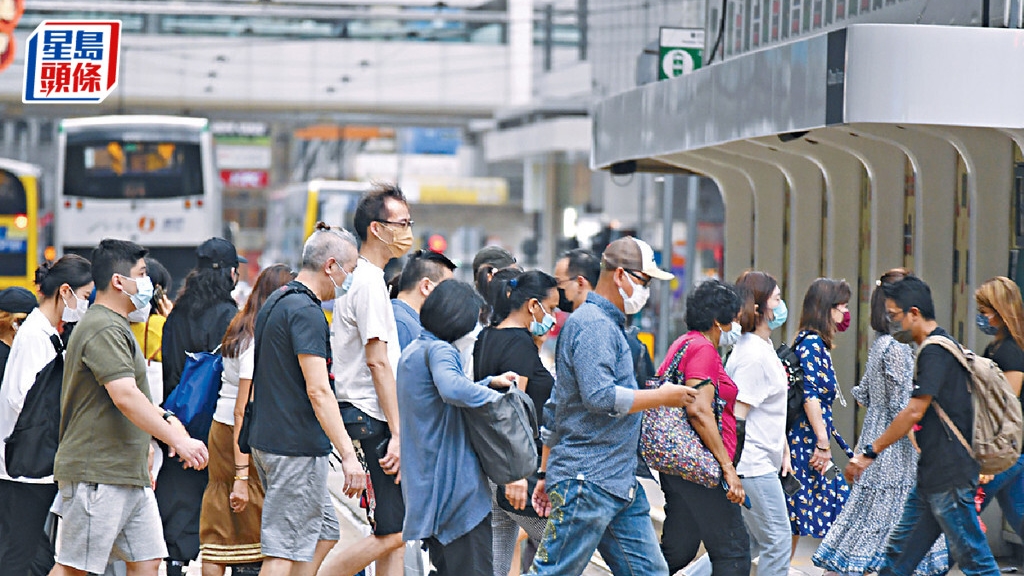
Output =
[{"x1": 659, "y1": 27, "x2": 705, "y2": 80}]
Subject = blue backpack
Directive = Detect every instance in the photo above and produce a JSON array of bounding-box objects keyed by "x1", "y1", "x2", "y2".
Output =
[{"x1": 163, "y1": 345, "x2": 223, "y2": 440}]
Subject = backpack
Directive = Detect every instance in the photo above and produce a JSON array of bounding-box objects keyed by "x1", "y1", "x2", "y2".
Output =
[
  {"x1": 917, "y1": 335, "x2": 1024, "y2": 476},
  {"x1": 777, "y1": 332, "x2": 809, "y2": 432},
  {"x1": 162, "y1": 345, "x2": 224, "y2": 441},
  {"x1": 4, "y1": 334, "x2": 65, "y2": 478}
]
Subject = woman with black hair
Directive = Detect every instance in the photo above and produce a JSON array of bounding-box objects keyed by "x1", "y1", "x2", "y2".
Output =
[
  {"x1": 158, "y1": 238, "x2": 242, "y2": 576},
  {"x1": 787, "y1": 278, "x2": 853, "y2": 554},
  {"x1": 0, "y1": 254, "x2": 92, "y2": 575},
  {"x1": 656, "y1": 278, "x2": 750, "y2": 576},
  {"x1": 473, "y1": 270, "x2": 558, "y2": 576},
  {"x1": 397, "y1": 280, "x2": 517, "y2": 576}
]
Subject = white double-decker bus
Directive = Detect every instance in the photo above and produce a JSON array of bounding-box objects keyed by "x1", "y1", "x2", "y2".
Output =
[{"x1": 56, "y1": 115, "x2": 221, "y2": 291}]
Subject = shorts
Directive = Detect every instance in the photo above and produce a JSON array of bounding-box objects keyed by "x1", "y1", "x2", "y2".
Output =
[
  {"x1": 252, "y1": 449, "x2": 340, "y2": 562},
  {"x1": 363, "y1": 425, "x2": 405, "y2": 536},
  {"x1": 56, "y1": 482, "x2": 167, "y2": 574}
]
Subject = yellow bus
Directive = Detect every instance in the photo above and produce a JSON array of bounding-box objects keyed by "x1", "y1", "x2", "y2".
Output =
[
  {"x1": 262, "y1": 179, "x2": 371, "y2": 269},
  {"x1": 0, "y1": 158, "x2": 41, "y2": 290}
]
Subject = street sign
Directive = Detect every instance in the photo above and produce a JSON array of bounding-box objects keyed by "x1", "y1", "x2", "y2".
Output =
[{"x1": 658, "y1": 27, "x2": 705, "y2": 80}]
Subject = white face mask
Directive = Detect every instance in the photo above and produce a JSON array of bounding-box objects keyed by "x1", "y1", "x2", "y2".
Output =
[
  {"x1": 618, "y1": 273, "x2": 650, "y2": 315},
  {"x1": 453, "y1": 325, "x2": 480, "y2": 354},
  {"x1": 718, "y1": 321, "x2": 742, "y2": 347},
  {"x1": 61, "y1": 290, "x2": 89, "y2": 323},
  {"x1": 128, "y1": 303, "x2": 152, "y2": 323}
]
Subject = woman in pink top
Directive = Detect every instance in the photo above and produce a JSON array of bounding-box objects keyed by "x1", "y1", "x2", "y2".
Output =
[{"x1": 656, "y1": 279, "x2": 750, "y2": 576}]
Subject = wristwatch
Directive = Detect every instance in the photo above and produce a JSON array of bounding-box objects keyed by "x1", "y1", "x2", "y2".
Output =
[
  {"x1": 536, "y1": 470, "x2": 546, "y2": 480},
  {"x1": 862, "y1": 445, "x2": 879, "y2": 459},
  {"x1": 162, "y1": 410, "x2": 175, "y2": 422}
]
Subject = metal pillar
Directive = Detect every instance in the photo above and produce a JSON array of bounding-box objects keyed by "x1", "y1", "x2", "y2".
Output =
[
  {"x1": 685, "y1": 176, "x2": 700, "y2": 289},
  {"x1": 657, "y1": 176, "x2": 674, "y2": 361}
]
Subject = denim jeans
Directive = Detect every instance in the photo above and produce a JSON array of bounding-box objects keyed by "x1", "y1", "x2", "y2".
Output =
[
  {"x1": 528, "y1": 479, "x2": 668, "y2": 576},
  {"x1": 879, "y1": 485, "x2": 998, "y2": 576},
  {"x1": 740, "y1": 474, "x2": 791, "y2": 576},
  {"x1": 980, "y1": 451, "x2": 1024, "y2": 537}
]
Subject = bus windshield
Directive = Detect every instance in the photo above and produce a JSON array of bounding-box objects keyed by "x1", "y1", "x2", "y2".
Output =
[{"x1": 63, "y1": 140, "x2": 204, "y2": 199}]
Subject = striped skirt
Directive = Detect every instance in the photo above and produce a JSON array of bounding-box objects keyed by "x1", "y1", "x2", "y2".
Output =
[{"x1": 199, "y1": 420, "x2": 265, "y2": 565}]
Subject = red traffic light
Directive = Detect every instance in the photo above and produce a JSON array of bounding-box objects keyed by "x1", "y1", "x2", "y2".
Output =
[{"x1": 427, "y1": 234, "x2": 447, "y2": 253}]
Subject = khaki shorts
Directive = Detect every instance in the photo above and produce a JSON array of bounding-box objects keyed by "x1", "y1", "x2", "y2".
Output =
[{"x1": 56, "y1": 482, "x2": 167, "y2": 574}]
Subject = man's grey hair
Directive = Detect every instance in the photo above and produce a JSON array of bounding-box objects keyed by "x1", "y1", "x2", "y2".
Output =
[{"x1": 301, "y1": 227, "x2": 358, "y2": 271}]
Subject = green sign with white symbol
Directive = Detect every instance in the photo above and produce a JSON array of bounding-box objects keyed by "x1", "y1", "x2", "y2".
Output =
[{"x1": 658, "y1": 27, "x2": 705, "y2": 80}]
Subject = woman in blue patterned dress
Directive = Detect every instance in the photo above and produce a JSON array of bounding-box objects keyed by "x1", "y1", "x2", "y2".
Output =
[
  {"x1": 812, "y1": 269, "x2": 948, "y2": 575},
  {"x1": 787, "y1": 278, "x2": 852, "y2": 556}
]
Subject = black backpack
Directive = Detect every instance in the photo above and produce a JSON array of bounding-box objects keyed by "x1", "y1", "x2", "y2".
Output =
[
  {"x1": 4, "y1": 334, "x2": 65, "y2": 478},
  {"x1": 776, "y1": 332, "x2": 809, "y2": 433}
]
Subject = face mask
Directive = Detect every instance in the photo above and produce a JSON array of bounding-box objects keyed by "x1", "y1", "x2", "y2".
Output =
[
  {"x1": 618, "y1": 273, "x2": 650, "y2": 315},
  {"x1": 557, "y1": 288, "x2": 575, "y2": 314},
  {"x1": 453, "y1": 326, "x2": 478, "y2": 354},
  {"x1": 379, "y1": 224, "x2": 413, "y2": 259},
  {"x1": 119, "y1": 275, "x2": 154, "y2": 311},
  {"x1": 128, "y1": 303, "x2": 152, "y2": 323},
  {"x1": 719, "y1": 321, "x2": 742, "y2": 347},
  {"x1": 330, "y1": 267, "x2": 354, "y2": 299},
  {"x1": 62, "y1": 290, "x2": 89, "y2": 323},
  {"x1": 977, "y1": 312, "x2": 1000, "y2": 336},
  {"x1": 529, "y1": 302, "x2": 556, "y2": 337},
  {"x1": 767, "y1": 300, "x2": 788, "y2": 330},
  {"x1": 836, "y1": 308, "x2": 851, "y2": 332}
]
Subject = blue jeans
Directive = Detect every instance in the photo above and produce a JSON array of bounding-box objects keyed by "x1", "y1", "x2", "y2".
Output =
[
  {"x1": 740, "y1": 474, "x2": 791, "y2": 576},
  {"x1": 528, "y1": 479, "x2": 668, "y2": 576},
  {"x1": 879, "y1": 485, "x2": 998, "y2": 576},
  {"x1": 980, "y1": 451, "x2": 1024, "y2": 537}
]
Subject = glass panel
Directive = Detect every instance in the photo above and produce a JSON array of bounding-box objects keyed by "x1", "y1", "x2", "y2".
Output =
[{"x1": 64, "y1": 141, "x2": 204, "y2": 199}]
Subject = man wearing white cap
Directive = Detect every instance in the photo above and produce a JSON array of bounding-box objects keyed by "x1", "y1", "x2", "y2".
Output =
[{"x1": 529, "y1": 236, "x2": 695, "y2": 576}]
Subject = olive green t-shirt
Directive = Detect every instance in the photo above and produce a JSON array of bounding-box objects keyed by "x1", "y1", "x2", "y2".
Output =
[{"x1": 54, "y1": 304, "x2": 151, "y2": 487}]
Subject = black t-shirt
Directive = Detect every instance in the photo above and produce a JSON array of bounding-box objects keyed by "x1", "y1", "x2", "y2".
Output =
[
  {"x1": 473, "y1": 326, "x2": 554, "y2": 425},
  {"x1": 162, "y1": 299, "x2": 236, "y2": 399},
  {"x1": 985, "y1": 337, "x2": 1024, "y2": 401},
  {"x1": 249, "y1": 281, "x2": 333, "y2": 457},
  {"x1": 912, "y1": 327, "x2": 979, "y2": 493}
]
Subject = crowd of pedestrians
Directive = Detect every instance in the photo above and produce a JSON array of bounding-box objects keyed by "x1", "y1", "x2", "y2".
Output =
[{"x1": 3, "y1": 181, "x2": 1024, "y2": 576}]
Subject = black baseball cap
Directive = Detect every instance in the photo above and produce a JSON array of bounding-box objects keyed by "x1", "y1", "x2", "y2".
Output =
[
  {"x1": 0, "y1": 287, "x2": 38, "y2": 314},
  {"x1": 196, "y1": 238, "x2": 247, "y2": 270}
]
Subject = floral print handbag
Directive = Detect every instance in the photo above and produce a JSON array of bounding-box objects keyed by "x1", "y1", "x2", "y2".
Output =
[{"x1": 640, "y1": 340, "x2": 724, "y2": 487}]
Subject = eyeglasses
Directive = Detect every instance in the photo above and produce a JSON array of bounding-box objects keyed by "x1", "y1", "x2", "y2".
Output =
[
  {"x1": 375, "y1": 219, "x2": 414, "y2": 229},
  {"x1": 625, "y1": 269, "x2": 652, "y2": 287},
  {"x1": 886, "y1": 309, "x2": 905, "y2": 323}
]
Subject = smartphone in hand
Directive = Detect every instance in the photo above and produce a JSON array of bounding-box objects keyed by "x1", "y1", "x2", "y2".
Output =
[
  {"x1": 822, "y1": 462, "x2": 839, "y2": 481},
  {"x1": 722, "y1": 480, "x2": 752, "y2": 509},
  {"x1": 780, "y1": 473, "x2": 802, "y2": 496}
]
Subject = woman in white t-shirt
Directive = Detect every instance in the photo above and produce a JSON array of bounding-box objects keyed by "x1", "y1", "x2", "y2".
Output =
[
  {"x1": 198, "y1": 264, "x2": 295, "y2": 576},
  {"x1": 725, "y1": 271, "x2": 792, "y2": 576},
  {"x1": 0, "y1": 255, "x2": 92, "y2": 575}
]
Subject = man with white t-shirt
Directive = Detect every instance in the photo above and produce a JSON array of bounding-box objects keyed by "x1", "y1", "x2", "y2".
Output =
[{"x1": 325, "y1": 183, "x2": 413, "y2": 576}]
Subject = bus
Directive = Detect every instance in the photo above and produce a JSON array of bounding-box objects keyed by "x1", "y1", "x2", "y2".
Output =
[
  {"x1": 56, "y1": 115, "x2": 222, "y2": 292},
  {"x1": 262, "y1": 179, "x2": 370, "y2": 269},
  {"x1": 0, "y1": 158, "x2": 41, "y2": 290}
]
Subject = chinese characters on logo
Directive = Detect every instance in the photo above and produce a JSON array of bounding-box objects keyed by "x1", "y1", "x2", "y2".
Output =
[{"x1": 23, "y1": 21, "x2": 120, "y2": 103}]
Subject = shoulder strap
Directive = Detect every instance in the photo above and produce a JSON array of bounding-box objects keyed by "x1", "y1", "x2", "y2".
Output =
[
  {"x1": 915, "y1": 335, "x2": 975, "y2": 456},
  {"x1": 249, "y1": 286, "x2": 306, "y2": 403}
]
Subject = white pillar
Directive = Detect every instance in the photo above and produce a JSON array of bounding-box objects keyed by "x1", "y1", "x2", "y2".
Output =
[{"x1": 508, "y1": 0, "x2": 534, "y2": 107}]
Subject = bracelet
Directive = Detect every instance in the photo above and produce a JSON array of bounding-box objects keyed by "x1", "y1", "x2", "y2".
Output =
[
  {"x1": 815, "y1": 445, "x2": 830, "y2": 451},
  {"x1": 234, "y1": 464, "x2": 249, "y2": 470},
  {"x1": 535, "y1": 470, "x2": 546, "y2": 480},
  {"x1": 234, "y1": 475, "x2": 248, "y2": 481}
]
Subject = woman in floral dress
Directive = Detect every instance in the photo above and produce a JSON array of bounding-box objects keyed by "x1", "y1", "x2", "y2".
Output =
[
  {"x1": 787, "y1": 278, "x2": 852, "y2": 555},
  {"x1": 812, "y1": 269, "x2": 948, "y2": 575}
]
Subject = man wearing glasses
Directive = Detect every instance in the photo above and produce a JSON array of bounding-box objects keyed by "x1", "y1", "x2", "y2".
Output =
[{"x1": 325, "y1": 183, "x2": 414, "y2": 576}]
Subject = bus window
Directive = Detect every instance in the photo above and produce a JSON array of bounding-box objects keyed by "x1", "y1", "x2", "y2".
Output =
[
  {"x1": 64, "y1": 140, "x2": 204, "y2": 199},
  {"x1": 0, "y1": 168, "x2": 27, "y2": 214},
  {"x1": 0, "y1": 168, "x2": 29, "y2": 278}
]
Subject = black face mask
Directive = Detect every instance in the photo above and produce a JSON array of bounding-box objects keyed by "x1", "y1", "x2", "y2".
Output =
[{"x1": 557, "y1": 287, "x2": 575, "y2": 313}]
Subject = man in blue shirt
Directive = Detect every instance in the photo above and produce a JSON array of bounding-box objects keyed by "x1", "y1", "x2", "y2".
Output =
[
  {"x1": 529, "y1": 236, "x2": 698, "y2": 576},
  {"x1": 391, "y1": 249, "x2": 457, "y2": 349}
]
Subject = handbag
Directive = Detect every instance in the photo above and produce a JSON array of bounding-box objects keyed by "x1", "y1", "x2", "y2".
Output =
[
  {"x1": 640, "y1": 339, "x2": 724, "y2": 487},
  {"x1": 163, "y1": 346, "x2": 223, "y2": 441}
]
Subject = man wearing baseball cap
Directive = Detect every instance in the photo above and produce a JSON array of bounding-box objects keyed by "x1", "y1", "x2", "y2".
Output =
[{"x1": 529, "y1": 236, "x2": 689, "y2": 576}]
